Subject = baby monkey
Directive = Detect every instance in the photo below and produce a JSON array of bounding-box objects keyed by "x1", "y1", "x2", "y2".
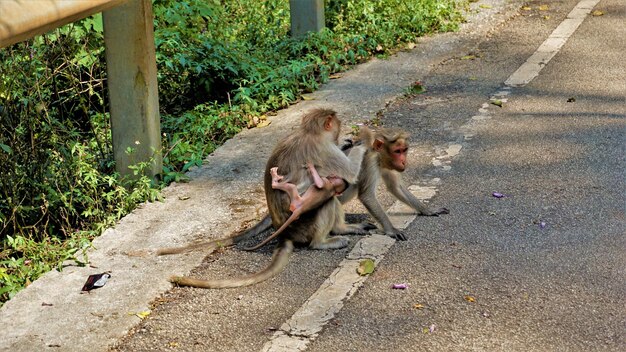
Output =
[{"x1": 244, "y1": 163, "x2": 348, "y2": 251}]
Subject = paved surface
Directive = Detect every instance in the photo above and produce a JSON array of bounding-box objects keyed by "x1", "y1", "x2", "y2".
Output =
[{"x1": 1, "y1": 0, "x2": 624, "y2": 351}]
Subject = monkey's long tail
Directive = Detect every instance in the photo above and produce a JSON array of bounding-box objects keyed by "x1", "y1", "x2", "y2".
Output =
[
  {"x1": 157, "y1": 215, "x2": 273, "y2": 255},
  {"x1": 169, "y1": 240, "x2": 294, "y2": 289},
  {"x1": 243, "y1": 215, "x2": 295, "y2": 251},
  {"x1": 156, "y1": 237, "x2": 234, "y2": 256}
]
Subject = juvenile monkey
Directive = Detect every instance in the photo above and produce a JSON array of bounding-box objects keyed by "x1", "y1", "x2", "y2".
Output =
[
  {"x1": 244, "y1": 163, "x2": 349, "y2": 251},
  {"x1": 170, "y1": 108, "x2": 371, "y2": 288},
  {"x1": 339, "y1": 127, "x2": 449, "y2": 240}
]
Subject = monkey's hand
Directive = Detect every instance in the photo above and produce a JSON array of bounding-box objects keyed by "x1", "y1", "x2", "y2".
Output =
[
  {"x1": 418, "y1": 207, "x2": 450, "y2": 216},
  {"x1": 340, "y1": 138, "x2": 354, "y2": 151},
  {"x1": 386, "y1": 228, "x2": 408, "y2": 241}
]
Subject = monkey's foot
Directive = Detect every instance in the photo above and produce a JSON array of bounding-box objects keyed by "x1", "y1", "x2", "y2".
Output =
[
  {"x1": 419, "y1": 207, "x2": 450, "y2": 216},
  {"x1": 270, "y1": 167, "x2": 284, "y2": 183},
  {"x1": 436, "y1": 207, "x2": 450, "y2": 215},
  {"x1": 310, "y1": 236, "x2": 349, "y2": 250},
  {"x1": 360, "y1": 221, "x2": 378, "y2": 231}
]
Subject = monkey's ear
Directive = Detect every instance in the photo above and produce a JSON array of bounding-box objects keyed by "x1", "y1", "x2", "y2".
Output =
[
  {"x1": 373, "y1": 138, "x2": 384, "y2": 151},
  {"x1": 323, "y1": 116, "x2": 334, "y2": 131}
]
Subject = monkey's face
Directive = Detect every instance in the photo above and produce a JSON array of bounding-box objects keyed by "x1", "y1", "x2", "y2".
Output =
[{"x1": 387, "y1": 140, "x2": 408, "y2": 172}]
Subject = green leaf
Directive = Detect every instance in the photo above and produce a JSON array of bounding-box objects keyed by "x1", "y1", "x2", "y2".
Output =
[
  {"x1": 357, "y1": 259, "x2": 375, "y2": 276},
  {"x1": 0, "y1": 143, "x2": 12, "y2": 154},
  {"x1": 490, "y1": 99, "x2": 503, "y2": 107}
]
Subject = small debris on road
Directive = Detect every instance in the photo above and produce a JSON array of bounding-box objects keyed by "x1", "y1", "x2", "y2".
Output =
[
  {"x1": 490, "y1": 99, "x2": 503, "y2": 107},
  {"x1": 422, "y1": 324, "x2": 436, "y2": 333},
  {"x1": 407, "y1": 81, "x2": 426, "y2": 94},
  {"x1": 81, "y1": 273, "x2": 111, "y2": 292},
  {"x1": 135, "y1": 311, "x2": 151, "y2": 320}
]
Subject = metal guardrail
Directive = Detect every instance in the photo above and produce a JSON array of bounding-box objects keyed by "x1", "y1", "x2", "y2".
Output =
[{"x1": 0, "y1": 0, "x2": 128, "y2": 48}]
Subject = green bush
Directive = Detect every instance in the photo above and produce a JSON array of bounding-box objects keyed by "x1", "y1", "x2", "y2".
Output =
[{"x1": 0, "y1": 0, "x2": 464, "y2": 305}]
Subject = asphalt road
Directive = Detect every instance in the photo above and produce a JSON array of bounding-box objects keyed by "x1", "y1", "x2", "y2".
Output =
[{"x1": 110, "y1": 0, "x2": 623, "y2": 351}]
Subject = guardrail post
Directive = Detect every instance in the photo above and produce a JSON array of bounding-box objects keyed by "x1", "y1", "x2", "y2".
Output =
[
  {"x1": 289, "y1": 0, "x2": 325, "y2": 37},
  {"x1": 102, "y1": 0, "x2": 162, "y2": 178}
]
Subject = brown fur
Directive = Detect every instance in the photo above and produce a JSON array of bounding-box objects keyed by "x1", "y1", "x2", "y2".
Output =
[
  {"x1": 338, "y1": 127, "x2": 448, "y2": 240},
  {"x1": 244, "y1": 164, "x2": 348, "y2": 251},
  {"x1": 169, "y1": 108, "x2": 371, "y2": 289}
]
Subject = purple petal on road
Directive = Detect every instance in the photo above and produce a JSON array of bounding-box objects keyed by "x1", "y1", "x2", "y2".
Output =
[{"x1": 392, "y1": 283, "x2": 409, "y2": 289}]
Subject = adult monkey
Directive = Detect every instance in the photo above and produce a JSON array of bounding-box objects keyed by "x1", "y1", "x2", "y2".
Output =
[
  {"x1": 170, "y1": 108, "x2": 371, "y2": 288},
  {"x1": 338, "y1": 127, "x2": 449, "y2": 241}
]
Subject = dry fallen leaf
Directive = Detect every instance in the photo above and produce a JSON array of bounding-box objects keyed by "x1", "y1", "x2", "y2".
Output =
[
  {"x1": 522, "y1": 6, "x2": 532, "y2": 11},
  {"x1": 413, "y1": 303, "x2": 425, "y2": 309},
  {"x1": 538, "y1": 5, "x2": 549, "y2": 11},
  {"x1": 461, "y1": 55, "x2": 476, "y2": 60},
  {"x1": 464, "y1": 295, "x2": 476, "y2": 303},
  {"x1": 128, "y1": 310, "x2": 151, "y2": 319},
  {"x1": 406, "y1": 42, "x2": 416, "y2": 50},
  {"x1": 592, "y1": 10, "x2": 604, "y2": 16},
  {"x1": 257, "y1": 120, "x2": 271, "y2": 128}
]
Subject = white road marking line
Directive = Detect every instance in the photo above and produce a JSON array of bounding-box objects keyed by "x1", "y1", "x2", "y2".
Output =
[
  {"x1": 505, "y1": 0, "x2": 601, "y2": 87},
  {"x1": 262, "y1": 1, "x2": 599, "y2": 350}
]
